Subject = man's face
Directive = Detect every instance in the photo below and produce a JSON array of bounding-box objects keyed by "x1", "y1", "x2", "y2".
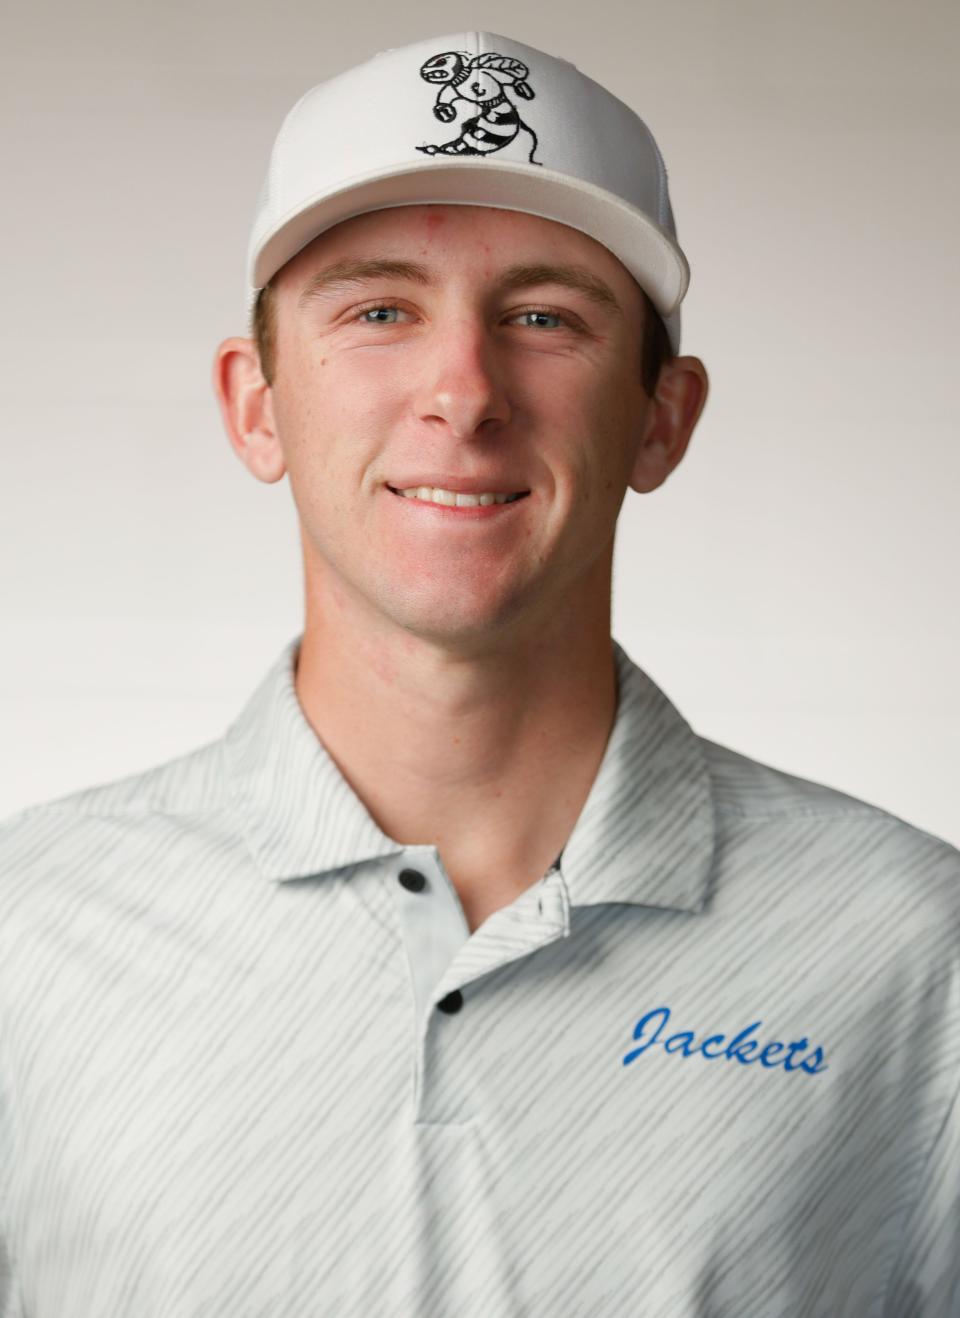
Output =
[{"x1": 265, "y1": 203, "x2": 655, "y2": 653}]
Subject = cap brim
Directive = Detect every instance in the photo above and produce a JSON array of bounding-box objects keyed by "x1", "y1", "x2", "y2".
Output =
[{"x1": 247, "y1": 159, "x2": 687, "y2": 353}]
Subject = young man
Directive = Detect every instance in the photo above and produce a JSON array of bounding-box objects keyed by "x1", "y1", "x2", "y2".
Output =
[{"x1": 2, "y1": 30, "x2": 958, "y2": 1318}]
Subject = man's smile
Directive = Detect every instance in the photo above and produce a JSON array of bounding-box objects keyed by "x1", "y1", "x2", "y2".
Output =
[{"x1": 384, "y1": 483, "x2": 533, "y2": 518}]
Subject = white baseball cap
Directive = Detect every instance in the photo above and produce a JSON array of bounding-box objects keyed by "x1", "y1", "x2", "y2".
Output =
[{"x1": 247, "y1": 30, "x2": 689, "y2": 353}]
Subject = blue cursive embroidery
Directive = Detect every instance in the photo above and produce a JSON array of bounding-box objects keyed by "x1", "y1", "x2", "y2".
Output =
[{"x1": 623, "y1": 1005, "x2": 828, "y2": 1075}]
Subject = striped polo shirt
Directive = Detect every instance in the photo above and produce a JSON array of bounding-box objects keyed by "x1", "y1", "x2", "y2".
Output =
[{"x1": 1, "y1": 632, "x2": 957, "y2": 1317}]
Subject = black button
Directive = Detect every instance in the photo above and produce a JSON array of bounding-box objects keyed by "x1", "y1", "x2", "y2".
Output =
[
  {"x1": 437, "y1": 990, "x2": 463, "y2": 1014},
  {"x1": 398, "y1": 868, "x2": 427, "y2": 892}
]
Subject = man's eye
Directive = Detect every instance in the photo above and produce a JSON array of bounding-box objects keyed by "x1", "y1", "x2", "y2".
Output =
[
  {"x1": 350, "y1": 304, "x2": 572, "y2": 329},
  {"x1": 356, "y1": 304, "x2": 406, "y2": 324},
  {"x1": 513, "y1": 309, "x2": 566, "y2": 330}
]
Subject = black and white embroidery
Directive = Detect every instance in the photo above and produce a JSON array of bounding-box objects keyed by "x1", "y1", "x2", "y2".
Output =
[{"x1": 415, "y1": 50, "x2": 542, "y2": 165}]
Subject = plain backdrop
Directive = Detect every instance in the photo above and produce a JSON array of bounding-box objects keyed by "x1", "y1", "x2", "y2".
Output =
[{"x1": 3, "y1": 0, "x2": 958, "y2": 847}]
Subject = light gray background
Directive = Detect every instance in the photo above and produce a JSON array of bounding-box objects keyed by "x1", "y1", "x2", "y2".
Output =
[{"x1": 3, "y1": 0, "x2": 958, "y2": 847}]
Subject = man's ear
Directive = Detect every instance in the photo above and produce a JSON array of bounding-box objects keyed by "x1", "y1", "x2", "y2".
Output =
[
  {"x1": 211, "y1": 337, "x2": 286, "y2": 484},
  {"x1": 629, "y1": 355, "x2": 709, "y2": 494}
]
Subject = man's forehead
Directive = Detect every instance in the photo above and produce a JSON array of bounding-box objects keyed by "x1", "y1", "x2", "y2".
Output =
[{"x1": 281, "y1": 204, "x2": 640, "y2": 313}]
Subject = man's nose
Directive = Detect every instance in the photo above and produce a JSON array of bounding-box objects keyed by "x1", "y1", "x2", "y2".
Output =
[{"x1": 411, "y1": 318, "x2": 513, "y2": 441}]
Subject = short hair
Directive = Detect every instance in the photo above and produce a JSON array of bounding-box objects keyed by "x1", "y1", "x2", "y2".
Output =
[{"x1": 251, "y1": 275, "x2": 673, "y2": 397}]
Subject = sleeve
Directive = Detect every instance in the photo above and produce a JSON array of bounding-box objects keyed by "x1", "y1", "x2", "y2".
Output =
[
  {"x1": 0, "y1": 816, "x2": 29, "y2": 1318},
  {"x1": 0, "y1": 1241, "x2": 24, "y2": 1318},
  {"x1": 881, "y1": 1076, "x2": 960, "y2": 1317},
  {"x1": 0, "y1": 1091, "x2": 23, "y2": 1318}
]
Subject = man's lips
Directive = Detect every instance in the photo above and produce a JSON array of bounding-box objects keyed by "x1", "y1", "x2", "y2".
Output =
[
  {"x1": 383, "y1": 484, "x2": 532, "y2": 518},
  {"x1": 385, "y1": 482, "x2": 530, "y2": 496},
  {"x1": 385, "y1": 487, "x2": 532, "y2": 500}
]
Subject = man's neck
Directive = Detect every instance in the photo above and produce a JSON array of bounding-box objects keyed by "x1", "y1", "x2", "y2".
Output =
[{"x1": 293, "y1": 607, "x2": 619, "y2": 932}]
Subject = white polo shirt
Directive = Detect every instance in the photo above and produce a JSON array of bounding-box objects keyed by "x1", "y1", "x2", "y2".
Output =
[{"x1": 1, "y1": 633, "x2": 957, "y2": 1317}]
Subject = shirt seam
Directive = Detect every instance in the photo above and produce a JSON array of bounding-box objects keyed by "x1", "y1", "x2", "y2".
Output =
[
  {"x1": 713, "y1": 804, "x2": 952, "y2": 841},
  {"x1": 3, "y1": 799, "x2": 232, "y2": 826},
  {"x1": 716, "y1": 803, "x2": 881, "y2": 819}
]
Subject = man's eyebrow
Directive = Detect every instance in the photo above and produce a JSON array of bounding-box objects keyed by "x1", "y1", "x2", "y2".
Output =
[
  {"x1": 297, "y1": 258, "x2": 430, "y2": 307},
  {"x1": 498, "y1": 263, "x2": 624, "y2": 315},
  {"x1": 296, "y1": 257, "x2": 623, "y2": 316}
]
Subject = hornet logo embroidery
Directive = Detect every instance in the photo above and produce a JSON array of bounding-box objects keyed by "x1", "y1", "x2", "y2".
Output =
[{"x1": 415, "y1": 50, "x2": 543, "y2": 165}]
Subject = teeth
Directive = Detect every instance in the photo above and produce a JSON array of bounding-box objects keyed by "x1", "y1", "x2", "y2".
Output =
[{"x1": 396, "y1": 486, "x2": 523, "y2": 507}]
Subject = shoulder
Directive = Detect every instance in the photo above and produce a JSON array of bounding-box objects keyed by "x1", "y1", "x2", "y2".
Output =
[
  {"x1": 0, "y1": 736, "x2": 233, "y2": 907},
  {"x1": 0, "y1": 733, "x2": 230, "y2": 828},
  {"x1": 701, "y1": 732, "x2": 956, "y2": 842},
  {"x1": 699, "y1": 733, "x2": 960, "y2": 919}
]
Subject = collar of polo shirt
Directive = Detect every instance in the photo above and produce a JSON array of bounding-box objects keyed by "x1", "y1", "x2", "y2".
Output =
[{"x1": 223, "y1": 633, "x2": 717, "y2": 915}]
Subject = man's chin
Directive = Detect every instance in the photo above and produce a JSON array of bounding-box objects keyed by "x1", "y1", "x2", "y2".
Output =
[{"x1": 371, "y1": 591, "x2": 544, "y2": 656}]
